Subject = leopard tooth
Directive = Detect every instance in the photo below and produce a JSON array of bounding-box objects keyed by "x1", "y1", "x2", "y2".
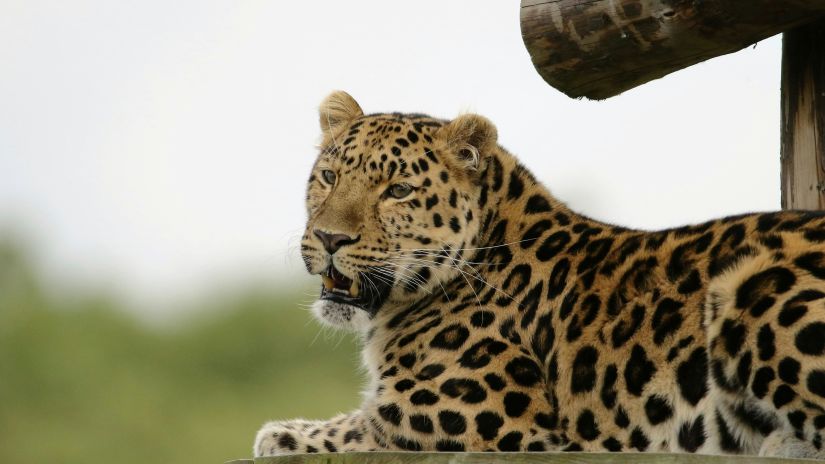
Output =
[
  {"x1": 349, "y1": 280, "x2": 359, "y2": 297},
  {"x1": 322, "y1": 275, "x2": 335, "y2": 291}
]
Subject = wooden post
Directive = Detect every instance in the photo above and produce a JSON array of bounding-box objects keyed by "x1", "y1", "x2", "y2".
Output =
[
  {"x1": 520, "y1": 0, "x2": 825, "y2": 100},
  {"x1": 781, "y1": 20, "x2": 825, "y2": 211}
]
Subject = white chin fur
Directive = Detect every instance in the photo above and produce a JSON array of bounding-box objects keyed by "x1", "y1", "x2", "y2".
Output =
[{"x1": 310, "y1": 299, "x2": 371, "y2": 332}]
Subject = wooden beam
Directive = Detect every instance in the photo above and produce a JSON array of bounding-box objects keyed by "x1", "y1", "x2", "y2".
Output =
[
  {"x1": 520, "y1": 0, "x2": 825, "y2": 100},
  {"x1": 781, "y1": 20, "x2": 825, "y2": 211}
]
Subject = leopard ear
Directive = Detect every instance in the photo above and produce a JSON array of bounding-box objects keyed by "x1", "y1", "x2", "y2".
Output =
[
  {"x1": 436, "y1": 113, "x2": 498, "y2": 170},
  {"x1": 319, "y1": 91, "x2": 364, "y2": 135}
]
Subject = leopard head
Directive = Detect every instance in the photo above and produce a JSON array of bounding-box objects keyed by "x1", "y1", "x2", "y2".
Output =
[{"x1": 300, "y1": 91, "x2": 498, "y2": 330}]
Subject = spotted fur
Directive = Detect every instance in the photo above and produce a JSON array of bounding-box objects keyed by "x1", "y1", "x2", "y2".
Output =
[{"x1": 254, "y1": 92, "x2": 825, "y2": 458}]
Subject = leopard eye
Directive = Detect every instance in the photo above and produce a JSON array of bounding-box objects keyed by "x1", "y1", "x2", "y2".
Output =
[
  {"x1": 321, "y1": 169, "x2": 337, "y2": 185},
  {"x1": 387, "y1": 183, "x2": 413, "y2": 199}
]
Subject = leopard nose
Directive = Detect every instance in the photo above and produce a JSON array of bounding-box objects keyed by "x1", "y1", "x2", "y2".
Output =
[{"x1": 313, "y1": 229, "x2": 360, "y2": 255}]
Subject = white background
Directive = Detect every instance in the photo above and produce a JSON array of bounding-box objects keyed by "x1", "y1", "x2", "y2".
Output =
[{"x1": 0, "y1": 1, "x2": 781, "y2": 315}]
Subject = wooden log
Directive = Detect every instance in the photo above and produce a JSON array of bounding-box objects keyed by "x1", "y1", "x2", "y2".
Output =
[
  {"x1": 520, "y1": 0, "x2": 825, "y2": 100},
  {"x1": 781, "y1": 20, "x2": 825, "y2": 210},
  {"x1": 227, "y1": 452, "x2": 820, "y2": 464}
]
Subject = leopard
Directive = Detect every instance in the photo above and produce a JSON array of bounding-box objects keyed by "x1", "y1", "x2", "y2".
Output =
[{"x1": 254, "y1": 91, "x2": 825, "y2": 458}]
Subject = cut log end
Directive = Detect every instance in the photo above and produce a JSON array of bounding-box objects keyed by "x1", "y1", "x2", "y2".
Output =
[{"x1": 520, "y1": 0, "x2": 825, "y2": 100}]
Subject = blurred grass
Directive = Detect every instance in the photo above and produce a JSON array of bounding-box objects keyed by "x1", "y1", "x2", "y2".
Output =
[{"x1": 0, "y1": 240, "x2": 362, "y2": 464}]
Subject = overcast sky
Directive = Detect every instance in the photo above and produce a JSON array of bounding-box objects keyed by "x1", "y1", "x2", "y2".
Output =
[{"x1": 0, "y1": 1, "x2": 782, "y2": 313}]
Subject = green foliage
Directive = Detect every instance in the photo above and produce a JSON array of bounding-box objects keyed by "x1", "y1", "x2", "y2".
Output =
[{"x1": 0, "y1": 241, "x2": 362, "y2": 464}]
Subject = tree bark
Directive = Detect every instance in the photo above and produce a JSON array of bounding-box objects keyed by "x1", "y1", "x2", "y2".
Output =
[
  {"x1": 781, "y1": 20, "x2": 825, "y2": 211},
  {"x1": 520, "y1": 0, "x2": 825, "y2": 100}
]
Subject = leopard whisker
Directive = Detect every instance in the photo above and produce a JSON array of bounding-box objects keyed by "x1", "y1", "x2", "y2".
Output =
[
  {"x1": 390, "y1": 250, "x2": 498, "y2": 267},
  {"x1": 391, "y1": 238, "x2": 539, "y2": 254},
  {"x1": 376, "y1": 261, "x2": 432, "y2": 294},
  {"x1": 387, "y1": 254, "x2": 518, "y2": 306},
  {"x1": 372, "y1": 258, "x2": 453, "y2": 303},
  {"x1": 387, "y1": 255, "x2": 483, "y2": 309}
]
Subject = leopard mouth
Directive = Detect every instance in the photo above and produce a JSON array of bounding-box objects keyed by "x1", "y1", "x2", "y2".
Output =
[
  {"x1": 321, "y1": 265, "x2": 360, "y2": 299},
  {"x1": 318, "y1": 265, "x2": 393, "y2": 316}
]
